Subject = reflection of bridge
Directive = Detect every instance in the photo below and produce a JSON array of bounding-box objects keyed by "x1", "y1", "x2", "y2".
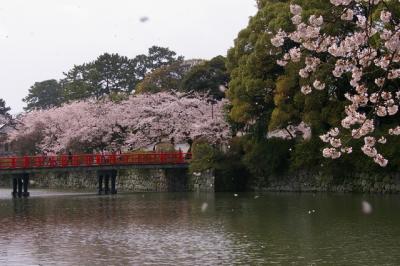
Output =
[{"x1": 0, "y1": 152, "x2": 191, "y2": 198}]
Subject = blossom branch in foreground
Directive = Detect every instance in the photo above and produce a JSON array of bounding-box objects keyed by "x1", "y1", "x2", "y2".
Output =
[{"x1": 271, "y1": 0, "x2": 400, "y2": 167}]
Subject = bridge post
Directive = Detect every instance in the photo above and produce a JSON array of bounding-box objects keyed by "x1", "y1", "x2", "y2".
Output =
[
  {"x1": 97, "y1": 172, "x2": 103, "y2": 195},
  {"x1": 11, "y1": 177, "x2": 17, "y2": 198},
  {"x1": 111, "y1": 170, "x2": 117, "y2": 194},
  {"x1": 22, "y1": 173, "x2": 30, "y2": 197},
  {"x1": 17, "y1": 177, "x2": 23, "y2": 198},
  {"x1": 104, "y1": 173, "x2": 110, "y2": 195}
]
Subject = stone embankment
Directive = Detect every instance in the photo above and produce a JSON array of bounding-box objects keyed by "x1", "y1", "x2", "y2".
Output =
[
  {"x1": 252, "y1": 172, "x2": 400, "y2": 194},
  {"x1": 0, "y1": 168, "x2": 216, "y2": 193}
]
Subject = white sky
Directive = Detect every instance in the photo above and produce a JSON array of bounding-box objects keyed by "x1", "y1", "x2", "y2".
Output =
[{"x1": 0, "y1": 0, "x2": 257, "y2": 113}]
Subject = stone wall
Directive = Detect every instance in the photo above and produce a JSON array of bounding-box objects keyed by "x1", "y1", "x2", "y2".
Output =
[
  {"x1": 0, "y1": 168, "x2": 190, "y2": 192},
  {"x1": 3, "y1": 168, "x2": 400, "y2": 194},
  {"x1": 251, "y1": 172, "x2": 400, "y2": 194},
  {"x1": 190, "y1": 169, "x2": 215, "y2": 192}
]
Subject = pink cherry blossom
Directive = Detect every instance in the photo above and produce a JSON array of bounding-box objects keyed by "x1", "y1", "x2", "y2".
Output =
[{"x1": 8, "y1": 92, "x2": 231, "y2": 153}]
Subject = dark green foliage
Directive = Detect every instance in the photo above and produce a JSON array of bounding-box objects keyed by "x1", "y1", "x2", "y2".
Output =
[
  {"x1": 181, "y1": 56, "x2": 229, "y2": 99},
  {"x1": 226, "y1": 0, "x2": 338, "y2": 139},
  {"x1": 0, "y1": 99, "x2": 10, "y2": 116},
  {"x1": 62, "y1": 53, "x2": 137, "y2": 100},
  {"x1": 189, "y1": 138, "x2": 249, "y2": 191},
  {"x1": 189, "y1": 141, "x2": 218, "y2": 173},
  {"x1": 213, "y1": 138, "x2": 249, "y2": 192},
  {"x1": 145, "y1": 46, "x2": 184, "y2": 70},
  {"x1": 226, "y1": 0, "x2": 293, "y2": 135},
  {"x1": 23, "y1": 46, "x2": 184, "y2": 110},
  {"x1": 189, "y1": 131, "x2": 400, "y2": 191},
  {"x1": 290, "y1": 138, "x2": 323, "y2": 172},
  {"x1": 243, "y1": 138, "x2": 294, "y2": 181},
  {"x1": 136, "y1": 55, "x2": 229, "y2": 99},
  {"x1": 23, "y1": 80, "x2": 64, "y2": 111},
  {"x1": 62, "y1": 47, "x2": 183, "y2": 100},
  {"x1": 135, "y1": 61, "x2": 190, "y2": 94}
]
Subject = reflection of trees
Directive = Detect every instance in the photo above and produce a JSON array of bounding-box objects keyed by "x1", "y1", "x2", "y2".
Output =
[
  {"x1": 8, "y1": 193, "x2": 393, "y2": 264},
  {"x1": 0, "y1": 193, "x2": 247, "y2": 264},
  {"x1": 211, "y1": 193, "x2": 400, "y2": 264}
]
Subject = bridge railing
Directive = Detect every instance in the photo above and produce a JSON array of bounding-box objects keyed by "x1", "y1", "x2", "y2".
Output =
[{"x1": 0, "y1": 152, "x2": 192, "y2": 170}]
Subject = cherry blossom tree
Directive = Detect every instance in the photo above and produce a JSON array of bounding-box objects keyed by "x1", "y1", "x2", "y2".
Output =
[
  {"x1": 8, "y1": 92, "x2": 230, "y2": 154},
  {"x1": 271, "y1": 0, "x2": 400, "y2": 166}
]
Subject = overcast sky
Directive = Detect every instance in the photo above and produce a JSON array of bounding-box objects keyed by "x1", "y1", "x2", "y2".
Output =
[{"x1": 0, "y1": 0, "x2": 256, "y2": 113}]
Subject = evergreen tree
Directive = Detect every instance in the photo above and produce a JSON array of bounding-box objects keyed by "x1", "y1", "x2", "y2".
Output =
[
  {"x1": 226, "y1": 0, "x2": 335, "y2": 138},
  {"x1": 0, "y1": 98, "x2": 10, "y2": 116},
  {"x1": 181, "y1": 56, "x2": 229, "y2": 99},
  {"x1": 23, "y1": 80, "x2": 64, "y2": 111}
]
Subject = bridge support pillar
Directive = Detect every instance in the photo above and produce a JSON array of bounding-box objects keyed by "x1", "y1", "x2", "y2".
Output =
[
  {"x1": 22, "y1": 173, "x2": 30, "y2": 197},
  {"x1": 97, "y1": 170, "x2": 117, "y2": 195},
  {"x1": 98, "y1": 174, "x2": 103, "y2": 195},
  {"x1": 12, "y1": 177, "x2": 17, "y2": 198},
  {"x1": 17, "y1": 177, "x2": 23, "y2": 198},
  {"x1": 111, "y1": 170, "x2": 117, "y2": 195},
  {"x1": 104, "y1": 174, "x2": 110, "y2": 195}
]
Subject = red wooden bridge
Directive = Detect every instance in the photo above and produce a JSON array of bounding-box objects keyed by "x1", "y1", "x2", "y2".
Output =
[
  {"x1": 0, "y1": 152, "x2": 191, "y2": 198},
  {"x1": 0, "y1": 152, "x2": 191, "y2": 173}
]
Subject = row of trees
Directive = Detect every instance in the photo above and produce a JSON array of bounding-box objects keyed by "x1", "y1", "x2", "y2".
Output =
[
  {"x1": 23, "y1": 46, "x2": 183, "y2": 110},
  {"x1": 11, "y1": 92, "x2": 230, "y2": 155},
  {"x1": 23, "y1": 47, "x2": 229, "y2": 111}
]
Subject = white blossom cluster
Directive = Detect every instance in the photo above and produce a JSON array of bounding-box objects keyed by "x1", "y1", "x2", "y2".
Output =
[
  {"x1": 271, "y1": 0, "x2": 400, "y2": 166},
  {"x1": 8, "y1": 92, "x2": 231, "y2": 153}
]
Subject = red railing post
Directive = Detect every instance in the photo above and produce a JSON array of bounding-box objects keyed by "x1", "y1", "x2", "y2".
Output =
[
  {"x1": 34, "y1": 156, "x2": 40, "y2": 168},
  {"x1": 110, "y1": 154, "x2": 116, "y2": 165},
  {"x1": 178, "y1": 151, "x2": 184, "y2": 163},
  {"x1": 23, "y1": 156, "x2": 30, "y2": 168},
  {"x1": 49, "y1": 156, "x2": 57, "y2": 167},
  {"x1": 40, "y1": 156, "x2": 45, "y2": 167},
  {"x1": 61, "y1": 155, "x2": 68, "y2": 167},
  {"x1": 159, "y1": 152, "x2": 165, "y2": 164},
  {"x1": 95, "y1": 154, "x2": 101, "y2": 165},
  {"x1": 72, "y1": 155, "x2": 79, "y2": 166},
  {"x1": 85, "y1": 155, "x2": 93, "y2": 166}
]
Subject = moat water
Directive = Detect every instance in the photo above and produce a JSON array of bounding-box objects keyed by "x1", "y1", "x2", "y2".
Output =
[{"x1": 0, "y1": 189, "x2": 399, "y2": 265}]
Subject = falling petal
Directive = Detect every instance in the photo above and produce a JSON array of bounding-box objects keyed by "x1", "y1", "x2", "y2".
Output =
[{"x1": 362, "y1": 201, "x2": 372, "y2": 214}]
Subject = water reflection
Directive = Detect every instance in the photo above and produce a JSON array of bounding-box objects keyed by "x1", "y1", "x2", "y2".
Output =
[{"x1": 0, "y1": 190, "x2": 399, "y2": 265}]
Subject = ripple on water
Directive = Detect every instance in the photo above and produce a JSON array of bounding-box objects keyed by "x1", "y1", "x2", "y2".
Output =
[{"x1": 0, "y1": 191, "x2": 399, "y2": 265}]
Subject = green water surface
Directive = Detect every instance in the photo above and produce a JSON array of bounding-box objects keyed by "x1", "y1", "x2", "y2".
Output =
[{"x1": 0, "y1": 190, "x2": 399, "y2": 265}]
